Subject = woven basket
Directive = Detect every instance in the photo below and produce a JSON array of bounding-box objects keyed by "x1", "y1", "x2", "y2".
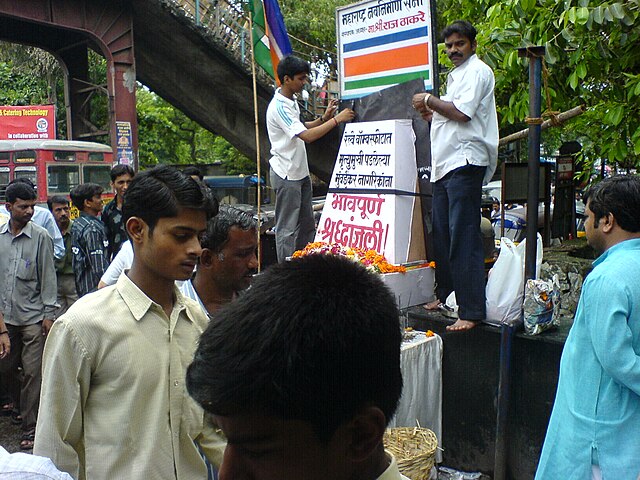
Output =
[{"x1": 383, "y1": 427, "x2": 438, "y2": 480}]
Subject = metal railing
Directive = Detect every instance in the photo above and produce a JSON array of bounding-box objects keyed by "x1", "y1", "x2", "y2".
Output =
[{"x1": 169, "y1": 0, "x2": 339, "y2": 119}]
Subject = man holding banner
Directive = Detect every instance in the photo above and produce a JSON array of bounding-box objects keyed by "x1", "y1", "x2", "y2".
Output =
[
  {"x1": 412, "y1": 20, "x2": 498, "y2": 331},
  {"x1": 268, "y1": 55, "x2": 355, "y2": 262}
]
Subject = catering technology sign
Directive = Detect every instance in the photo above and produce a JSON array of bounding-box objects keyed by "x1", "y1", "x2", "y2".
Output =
[
  {"x1": 336, "y1": 0, "x2": 435, "y2": 99},
  {"x1": 0, "y1": 105, "x2": 56, "y2": 140}
]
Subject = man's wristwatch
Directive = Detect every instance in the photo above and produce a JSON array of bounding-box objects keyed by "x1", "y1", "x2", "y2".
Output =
[{"x1": 423, "y1": 93, "x2": 432, "y2": 108}]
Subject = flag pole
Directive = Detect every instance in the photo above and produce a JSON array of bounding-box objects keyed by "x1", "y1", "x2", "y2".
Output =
[{"x1": 248, "y1": 6, "x2": 262, "y2": 272}]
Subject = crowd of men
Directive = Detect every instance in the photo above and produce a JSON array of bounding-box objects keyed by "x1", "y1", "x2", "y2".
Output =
[
  {"x1": 0, "y1": 164, "x2": 259, "y2": 459},
  {"x1": 0, "y1": 17, "x2": 638, "y2": 480}
]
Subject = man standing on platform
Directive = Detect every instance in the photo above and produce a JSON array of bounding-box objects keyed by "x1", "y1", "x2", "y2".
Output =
[
  {"x1": 267, "y1": 55, "x2": 355, "y2": 262},
  {"x1": 70, "y1": 183, "x2": 109, "y2": 297},
  {"x1": 47, "y1": 195, "x2": 77, "y2": 317},
  {"x1": 536, "y1": 175, "x2": 640, "y2": 480},
  {"x1": 102, "y1": 164, "x2": 134, "y2": 260},
  {"x1": 412, "y1": 20, "x2": 498, "y2": 331}
]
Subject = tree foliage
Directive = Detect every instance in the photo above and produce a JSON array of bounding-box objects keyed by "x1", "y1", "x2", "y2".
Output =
[{"x1": 272, "y1": 0, "x2": 640, "y2": 175}]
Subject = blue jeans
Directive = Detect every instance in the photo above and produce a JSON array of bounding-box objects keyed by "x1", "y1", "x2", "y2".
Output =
[
  {"x1": 270, "y1": 168, "x2": 315, "y2": 262},
  {"x1": 432, "y1": 164, "x2": 486, "y2": 320}
]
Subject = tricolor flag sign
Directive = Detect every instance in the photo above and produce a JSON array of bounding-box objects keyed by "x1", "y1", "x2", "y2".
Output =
[
  {"x1": 250, "y1": 0, "x2": 292, "y2": 83},
  {"x1": 336, "y1": 0, "x2": 434, "y2": 99}
]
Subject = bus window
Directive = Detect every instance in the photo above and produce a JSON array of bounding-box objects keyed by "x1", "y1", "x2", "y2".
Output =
[
  {"x1": 54, "y1": 151, "x2": 76, "y2": 162},
  {"x1": 88, "y1": 152, "x2": 105, "y2": 162},
  {"x1": 48, "y1": 164, "x2": 80, "y2": 195},
  {"x1": 14, "y1": 150, "x2": 36, "y2": 164},
  {"x1": 0, "y1": 167, "x2": 9, "y2": 201},
  {"x1": 0, "y1": 152, "x2": 9, "y2": 164},
  {"x1": 14, "y1": 165, "x2": 37, "y2": 187},
  {"x1": 83, "y1": 165, "x2": 112, "y2": 191}
]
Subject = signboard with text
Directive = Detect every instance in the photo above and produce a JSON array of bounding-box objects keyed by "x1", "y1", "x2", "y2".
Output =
[
  {"x1": 336, "y1": 0, "x2": 435, "y2": 99},
  {"x1": 315, "y1": 119, "x2": 418, "y2": 264},
  {"x1": 0, "y1": 105, "x2": 56, "y2": 140}
]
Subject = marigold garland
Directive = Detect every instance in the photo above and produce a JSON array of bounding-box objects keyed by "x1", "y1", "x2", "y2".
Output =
[{"x1": 292, "y1": 242, "x2": 406, "y2": 274}]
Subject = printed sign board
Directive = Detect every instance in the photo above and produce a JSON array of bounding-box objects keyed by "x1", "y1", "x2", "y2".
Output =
[
  {"x1": 315, "y1": 119, "x2": 418, "y2": 264},
  {"x1": 336, "y1": 0, "x2": 435, "y2": 99},
  {"x1": 0, "y1": 105, "x2": 56, "y2": 140}
]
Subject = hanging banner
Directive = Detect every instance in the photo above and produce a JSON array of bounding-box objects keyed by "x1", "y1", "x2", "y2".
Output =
[
  {"x1": 0, "y1": 105, "x2": 56, "y2": 140},
  {"x1": 336, "y1": 0, "x2": 435, "y2": 100}
]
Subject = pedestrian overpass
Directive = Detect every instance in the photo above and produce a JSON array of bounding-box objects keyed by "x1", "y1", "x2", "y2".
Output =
[{"x1": 0, "y1": 0, "x2": 341, "y2": 182}]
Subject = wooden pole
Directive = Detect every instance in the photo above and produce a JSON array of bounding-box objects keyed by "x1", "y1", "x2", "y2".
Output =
[
  {"x1": 248, "y1": 11, "x2": 262, "y2": 272},
  {"x1": 498, "y1": 105, "x2": 586, "y2": 146}
]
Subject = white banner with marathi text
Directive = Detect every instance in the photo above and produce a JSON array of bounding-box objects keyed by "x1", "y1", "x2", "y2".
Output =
[{"x1": 315, "y1": 119, "x2": 417, "y2": 264}]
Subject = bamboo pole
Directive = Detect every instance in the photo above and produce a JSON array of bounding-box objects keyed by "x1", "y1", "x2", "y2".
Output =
[
  {"x1": 498, "y1": 105, "x2": 586, "y2": 146},
  {"x1": 248, "y1": 11, "x2": 262, "y2": 272}
]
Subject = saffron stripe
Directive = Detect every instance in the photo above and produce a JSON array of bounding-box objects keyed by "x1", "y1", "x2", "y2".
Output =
[
  {"x1": 343, "y1": 26, "x2": 428, "y2": 53},
  {"x1": 344, "y1": 70, "x2": 429, "y2": 91},
  {"x1": 344, "y1": 43, "x2": 429, "y2": 77}
]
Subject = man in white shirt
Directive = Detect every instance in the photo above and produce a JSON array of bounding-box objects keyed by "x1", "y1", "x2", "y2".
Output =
[
  {"x1": 413, "y1": 20, "x2": 498, "y2": 332},
  {"x1": 187, "y1": 254, "x2": 409, "y2": 480},
  {"x1": 267, "y1": 55, "x2": 355, "y2": 262}
]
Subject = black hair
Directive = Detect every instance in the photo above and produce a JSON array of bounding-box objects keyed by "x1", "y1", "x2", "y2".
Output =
[
  {"x1": 583, "y1": 175, "x2": 640, "y2": 232},
  {"x1": 187, "y1": 254, "x2": 403, "y2": 443},
  {"x1": 182, "y1": 166, "x2": 204, "y2": 181},
  {"x1": 47, "y1": 195, "x2": 70, "y2": 211},
  {"x1": 200, "y1": 205, "x2": 257, "y2": 252},
  {"x1": 110, "y1": 164, "x2": 135, "y2": 182},
  {"x1": 441, "y1": 20, "x2": 477, "y2": 43},
  {"x1": 6, "y1": 182, "x2": 36, "y2": 203},
  {"x1": 276, "y1": 55, "x2": 311, "y2": 84},
  {"x1": 8, "y1": 177, "x2": 36, "y2": 188},
  {"x1": 70, "y1": 183, "x2": 104, "y2": 211},
  {"x1": 123, "y1": 165, "x2": 217, "y2": 233}
]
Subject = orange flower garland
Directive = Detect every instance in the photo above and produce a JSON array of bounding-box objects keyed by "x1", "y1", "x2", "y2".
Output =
[{"x1": 292, "y1": 242, "x2": 406, "y2": 274}]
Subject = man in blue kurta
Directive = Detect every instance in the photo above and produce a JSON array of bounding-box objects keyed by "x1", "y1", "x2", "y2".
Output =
[{"x1": 535, "y1": 175, "x2": 640, "y2": 480}]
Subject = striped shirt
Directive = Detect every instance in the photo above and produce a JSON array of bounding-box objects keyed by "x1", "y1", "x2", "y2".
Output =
[{"x1": 71, "y1": 212, "x2": 109, "y2": 297}]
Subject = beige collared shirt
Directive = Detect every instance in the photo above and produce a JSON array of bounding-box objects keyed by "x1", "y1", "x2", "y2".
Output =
[{"x1": 34, "y1": 273, "x2": 225, "y2": 480}]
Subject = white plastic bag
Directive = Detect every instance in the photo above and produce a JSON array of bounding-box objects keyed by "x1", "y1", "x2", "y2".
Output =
[{"x1": 485, "y1": 234, "x2": 542, "y2": 326}]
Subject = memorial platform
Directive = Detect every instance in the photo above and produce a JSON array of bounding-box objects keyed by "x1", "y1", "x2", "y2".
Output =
[{"x1": 406, "y1": 306, "x2": 572, "y2": 480}]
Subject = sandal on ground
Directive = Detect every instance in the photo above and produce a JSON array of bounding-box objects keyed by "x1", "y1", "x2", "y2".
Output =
[
  {"x1": 10, "y1": 410, "x2": 22, "y2": 425},
  {"x1": 20, "y1": 430, "x2": 35, "y2": 450},
  {"x1": 423, "y1": 299, "x2": 442, "y2": 311},
  {"x1": 0, "y1": 402, "x2": 13, "y2": 416}
]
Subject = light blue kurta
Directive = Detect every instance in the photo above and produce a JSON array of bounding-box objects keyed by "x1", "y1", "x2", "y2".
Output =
[{"x1": 536, "y1": 238, "x2": 640, "y2": 479}]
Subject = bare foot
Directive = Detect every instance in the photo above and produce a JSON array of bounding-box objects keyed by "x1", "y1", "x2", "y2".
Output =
[
  {"x1": 423, "y1": 299, "x2": 442, "y2": 311},
  {"x1": 446, "y1": 319, "x2": 478, "y2": 332}
]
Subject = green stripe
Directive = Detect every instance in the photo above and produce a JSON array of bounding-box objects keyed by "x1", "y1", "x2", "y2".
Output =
[{"x1": 345, "y1": 70, "x2": 429, "y2": 91}]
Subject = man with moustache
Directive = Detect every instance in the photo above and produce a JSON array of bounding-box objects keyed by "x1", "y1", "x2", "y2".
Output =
[
  {"x1": 535, "y1": 175, "x2": 640, "y2": 480},
  {"x1": 412, "y1": 20, "x2": 498, "y2": 332},
  {"x1": 35, "y1": 166, "x2": 224, "y2": 479},
  {"x1": 47, "y1": 195, "x2": 78, "y2": 317},
  {"x1": 101, "y1": 164, "x2": 134, "y2": 260},
  {"x1": 180, "y1": 205, "x2": 258, "y2": 317},
  {"x1": 0, "y1": 182, "x2": 56, "y2": 450},
  {"x1": 70, "y1": 183, "x2": 109, "y2": 297}
]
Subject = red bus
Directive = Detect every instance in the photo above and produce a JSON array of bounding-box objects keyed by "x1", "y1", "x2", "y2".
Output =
[{"x1": 0, "y1": 139, "x2": 115, "y2": 205}]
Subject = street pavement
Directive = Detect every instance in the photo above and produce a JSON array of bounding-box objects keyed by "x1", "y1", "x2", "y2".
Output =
[{"x1": 0, "y1": 414, "x2": 24, "y2": 453}]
